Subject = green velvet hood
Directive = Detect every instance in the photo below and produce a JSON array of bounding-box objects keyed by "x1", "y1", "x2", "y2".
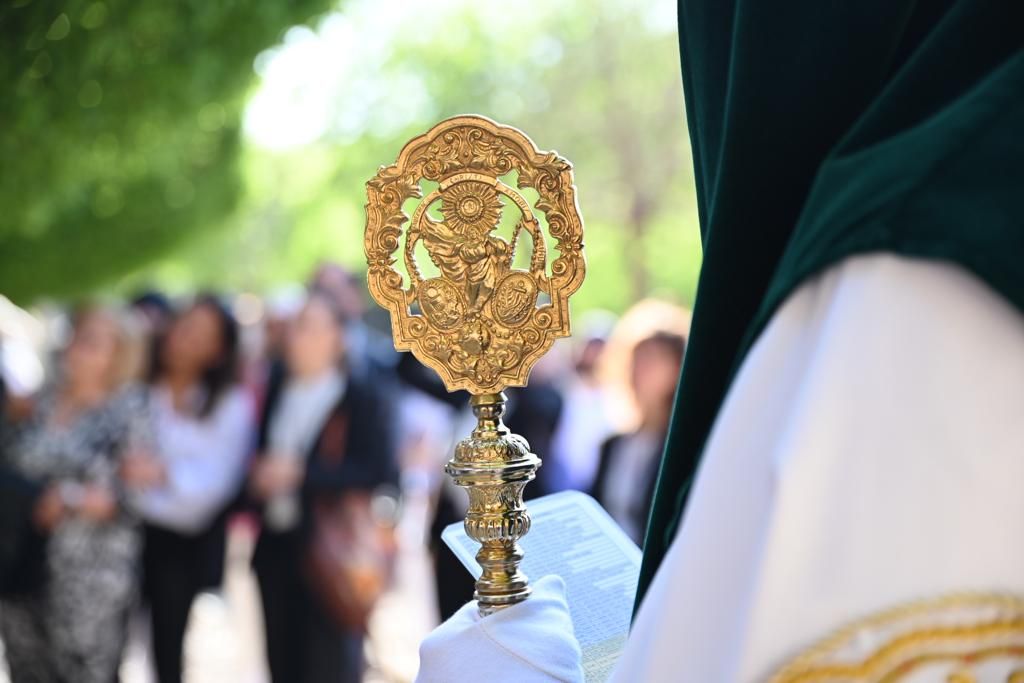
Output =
[{"x1": 639, "y1": 0, "x2": 1024, "y2": 605}]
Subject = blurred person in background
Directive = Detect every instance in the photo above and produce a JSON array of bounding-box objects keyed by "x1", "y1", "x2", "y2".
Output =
[
  {"x1": 591, "y1": 331, "x2": 686, "y2": 546},
  {"x1": 505, "y1": 350, "x2": 566, "y2": 499},
  {"x1": 396, "y1": 344, "x2": 470, "y2": 623},
  {"x1": 0, "y1": 446, "x2": 51, "y2": 603},
  {"x1": 120, "y1": 295, "x2": 253, "y2": 683},
  {"x1": 130, "y1": 291, "x2": 174, "y2": 340},
  {"x1": 240, "y1": 285, "x2": 306, "y2": 425},
  {"x1": 130, "y1": 290, "x2": 175, "y2": 379},
  {"x1": 0, "y1": 306, "x2": 150, "y2": 683},
  {"x1": 547, "y1": 311, "x2": 617, "y2": 492},
  {"x1": 248, "y1": 292, "x2": 398, "y2": 683},
  {"x1": 0, "y1": 321, "x2": 50, "y2": 603},
  {"x1": 0, "y1": 298, "x2": 46, "y2": 403},
  {"x1": 262, "y1": 285, "x2": 306, "y2": 366},
  {"x1": 309, "y1": 261, "x2": 398, "y2": 378}
]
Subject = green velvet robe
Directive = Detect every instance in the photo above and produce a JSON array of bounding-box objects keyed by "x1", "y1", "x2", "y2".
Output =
[{"x1": 638, "y1": 0, "x2": 1024, "y2": 604}]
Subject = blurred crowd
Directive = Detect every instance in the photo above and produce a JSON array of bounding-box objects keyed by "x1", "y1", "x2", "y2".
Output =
[{"x1": 0, "y1": 263, "x2": 688, "y2": 683}]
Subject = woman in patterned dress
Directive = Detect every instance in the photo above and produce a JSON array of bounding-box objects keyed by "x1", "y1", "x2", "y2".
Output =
[{"x1": 0, "y1": 306, "x2": 150, "y2": 683}]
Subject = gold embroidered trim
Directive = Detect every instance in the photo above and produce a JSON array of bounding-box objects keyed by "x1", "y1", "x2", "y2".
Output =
[{"x1": 767, "y1": 594, "x2": 1024, "y2": 682}]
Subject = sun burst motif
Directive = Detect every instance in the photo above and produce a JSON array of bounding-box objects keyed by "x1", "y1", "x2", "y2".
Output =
[{"x1": 440, "y1": 181, "x2": 503, "y2": 237}]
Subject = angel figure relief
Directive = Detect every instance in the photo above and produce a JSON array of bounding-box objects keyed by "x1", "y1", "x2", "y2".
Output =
[
  {"x1": 426, "y1": 181, "x2": 513, "y2": 313},
  {"x1": 412, "y1": 178, "x2": 545, "y2": 311},
  {"x1": 365, "y1": 116, "x2": 584, "y2": 394},
  {"x1": 403, "y1": 174, "x2": 549, "y2": 383}
]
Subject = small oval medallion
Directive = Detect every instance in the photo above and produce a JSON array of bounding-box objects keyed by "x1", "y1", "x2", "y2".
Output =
[
  {"x1": 418, "y1": 278, "x2": 466, "y2": 331},
  {"x1": 493, "y1": 271, "x2": 538, "y2": 328}
]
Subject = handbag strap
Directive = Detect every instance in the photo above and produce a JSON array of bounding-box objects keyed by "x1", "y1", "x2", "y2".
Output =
[{"x1": 314, "y1": 394, "x2": 350, "y2": 467}]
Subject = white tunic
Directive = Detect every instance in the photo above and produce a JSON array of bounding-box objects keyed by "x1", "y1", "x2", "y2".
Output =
[{"x1": 616, "y1": 254, "x2": 1024, "y2": 681}]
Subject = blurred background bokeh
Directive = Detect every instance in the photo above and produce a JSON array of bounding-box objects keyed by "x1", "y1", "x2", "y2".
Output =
[{"x1": 1, "y1": 1, "x2": 700, "y2": 681}]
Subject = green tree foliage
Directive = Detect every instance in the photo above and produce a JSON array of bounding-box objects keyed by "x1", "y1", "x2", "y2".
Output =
[
  {"x1": 5, "y1": 0, "x2": 701, "y2": 313},
  {"x1": 0, "y1": 0, "x2": 332, "y2": 302},
  {"x1": 143, "y1": 0, "x2": 702, "y2": 313}
]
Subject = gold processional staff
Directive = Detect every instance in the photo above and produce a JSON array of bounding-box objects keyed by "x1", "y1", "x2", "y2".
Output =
[{"x1": 364, "y1": 115, "x2": 586, "y2": 614}]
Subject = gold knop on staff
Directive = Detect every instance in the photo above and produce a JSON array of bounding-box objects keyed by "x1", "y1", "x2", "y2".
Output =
[{"x1": 364, "y1": 115, "x2": 586, "y2": 614}]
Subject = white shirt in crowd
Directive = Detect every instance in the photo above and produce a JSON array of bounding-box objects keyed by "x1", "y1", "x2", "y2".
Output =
[{"x1": 130, "y1": 385, "x2": 253, "y2": 535}]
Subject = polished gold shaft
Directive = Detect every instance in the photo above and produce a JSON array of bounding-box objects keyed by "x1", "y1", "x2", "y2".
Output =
[{"x1": 446, "y1": 392, "x2": 540, "y2": 614}]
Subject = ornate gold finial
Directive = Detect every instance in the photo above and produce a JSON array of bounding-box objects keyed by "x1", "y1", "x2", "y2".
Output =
[
  {"x1": 365, "y1": 115, "x2": 586, "y2": 612},
  {"x1": 365, "y1": 115, "x2": 585, "y2": 393}
]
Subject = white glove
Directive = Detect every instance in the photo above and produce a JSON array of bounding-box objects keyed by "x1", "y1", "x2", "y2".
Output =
[{"x1": 416, "y1": 574, "x2": 585, "y2": 683}]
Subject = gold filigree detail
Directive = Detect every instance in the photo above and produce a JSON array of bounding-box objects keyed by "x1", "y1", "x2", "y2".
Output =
[
  {"x1": 768, "y1": 594, "x2": 1024, "y2": 683},
  {"x1": 364, "y1": 115, "x2": 585, "y2": 394},
  {"x1": 439, "y1": 180, "x2": 503, "y2": 237}
]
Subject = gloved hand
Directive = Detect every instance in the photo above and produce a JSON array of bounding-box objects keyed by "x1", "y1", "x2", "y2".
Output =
[{"x1": 416, "y1": 574, "x2": 585, "y2": 683}]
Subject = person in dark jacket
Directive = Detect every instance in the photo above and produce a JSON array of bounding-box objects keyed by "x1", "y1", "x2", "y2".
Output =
[
  {"x1": 506, "y1": 380, "x2": 564, "y2": 500},
  {"x1": 0, "y1": 366, "x2": 47, "y2": 597},
  {"x1": 591, "y1": 331, "x2": 685, "y2": 546},
  {"x1": 248, "y1": 292, "x2": 398, "y2": 683}
]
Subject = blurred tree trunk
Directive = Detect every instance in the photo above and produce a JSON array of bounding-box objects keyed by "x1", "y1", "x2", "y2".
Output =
[
  {"x1": 595, "y1": 19, "x2": 686, "y2": 302},
  {"x1": 626, "y1": 194, "x2": 653, "y2": 300}
]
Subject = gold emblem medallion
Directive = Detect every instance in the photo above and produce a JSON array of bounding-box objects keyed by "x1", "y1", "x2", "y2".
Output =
[{"x1": 365, "y1": 115, "x2": 585, "y2": 394}]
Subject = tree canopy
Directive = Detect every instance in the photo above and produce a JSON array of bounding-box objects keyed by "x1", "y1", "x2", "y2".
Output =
[
  {"x1": 0, "y1": 0, "x2": 331, "y2": 302},
  {"x1": 3, "y1": 0, "x2": 701, "y2": 314}
]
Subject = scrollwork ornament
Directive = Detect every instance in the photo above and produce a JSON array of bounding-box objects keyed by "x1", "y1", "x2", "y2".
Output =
[
  {"x1": 364, "y1": 116, "x2": 586, "y2": 615},
  {"x1": 364, "y1": 115, "x2": 585, "y2": 394}
]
